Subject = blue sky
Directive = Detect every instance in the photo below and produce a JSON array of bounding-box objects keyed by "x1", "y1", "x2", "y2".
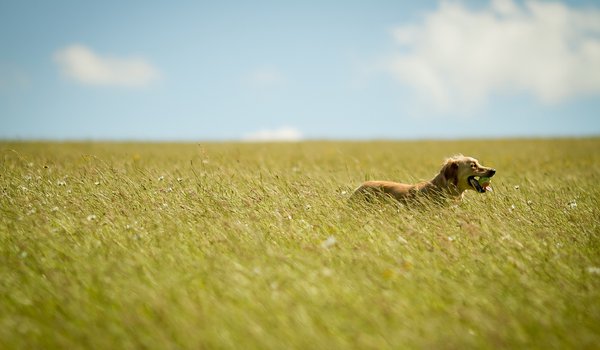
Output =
[{"x1": 1, "y1": 0, "x2": 599, "y2": 141}]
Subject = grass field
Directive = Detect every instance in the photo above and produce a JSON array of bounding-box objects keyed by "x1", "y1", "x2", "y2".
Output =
[{"x1": 1, "y1": 139, "x2": 599, "y2": 349}]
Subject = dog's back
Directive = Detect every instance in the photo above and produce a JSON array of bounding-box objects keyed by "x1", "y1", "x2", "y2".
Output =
[{"x1": 351, "y1": 180, "x2": 418, "y2": 203}]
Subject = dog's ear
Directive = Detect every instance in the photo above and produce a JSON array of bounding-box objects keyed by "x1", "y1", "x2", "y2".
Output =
[{"x1": 443, "y1": 160, "x2": 459, "y2": 186}]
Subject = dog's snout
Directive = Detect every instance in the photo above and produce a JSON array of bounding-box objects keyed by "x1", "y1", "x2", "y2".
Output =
[{"x1": 488, "y1": 169, "x2": 496, "y2": 176}]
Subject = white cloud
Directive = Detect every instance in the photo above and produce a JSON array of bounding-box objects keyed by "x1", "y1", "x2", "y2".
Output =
[
  {"x1": 54, "y1": 44, "x2": 160, "y2": 87},
  {"x1": 386, "y1": 0, "x2": 600, "y2": 115},
  {"x1": 242, "y1": 126, "x2": 303, "y2": 142}
]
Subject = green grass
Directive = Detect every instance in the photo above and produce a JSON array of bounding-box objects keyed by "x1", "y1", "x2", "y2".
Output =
[{"x1": 1, "y1": 139, "x2": 599, "y2": 349}]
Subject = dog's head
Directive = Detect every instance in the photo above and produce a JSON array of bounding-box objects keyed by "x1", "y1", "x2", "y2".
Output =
[{"x1": 441, "y1": 155, "x2": 496, "y2": 193}]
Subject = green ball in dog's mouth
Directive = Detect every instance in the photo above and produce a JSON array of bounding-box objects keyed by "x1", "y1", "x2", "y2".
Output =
[
  {"x1": 468, "y1": 176, "x2": 493, "y2": 193},
  {"x1": 478, "y1": 176, "x2": 492, "y2": 192}
]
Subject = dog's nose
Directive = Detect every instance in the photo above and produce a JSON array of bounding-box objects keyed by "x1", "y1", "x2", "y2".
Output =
[{"x1": 488, "y1": 169, "x2": 496, "y2": 176}]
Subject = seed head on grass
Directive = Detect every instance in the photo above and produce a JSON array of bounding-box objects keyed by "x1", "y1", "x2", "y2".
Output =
[{"x1": 320, "y1": 236, "x2": 336, "y2": 249}]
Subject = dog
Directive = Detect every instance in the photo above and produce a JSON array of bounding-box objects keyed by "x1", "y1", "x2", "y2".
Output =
[{"x1": 350, "y1": 155, "x2": 496, "y2": 204}]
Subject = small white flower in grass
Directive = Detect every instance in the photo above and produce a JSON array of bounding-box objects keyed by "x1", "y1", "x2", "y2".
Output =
[
  {"x1": 94, "y1": 181, "x2": 100, "y2": 186},
  {"x1": 514, "y1": 185, "x2": 520, "y2": 190},
  {"x1": 86, "y1": 214, "x2": 97, "y2": 221},
  {"x1": 447, "y1": 236, "x2": 455, "y2": 242},
  {"x1": 567, "y1": 200, "x2": 577, "y2": 209},
  {"x1": 321, "y1": 236, "x2": 336, "y2": 249},
  {"x1": 587, "y1": 267, "x2": 600, "y2": 275},
  {"x1": 509, "y1": 204, "x2": 516, "y2": 212},
  {"x1": 57, "y1": 180, "x2": 66, "y2": 186},
  {"x1": 19, "y1": 251, "x2": 28, "y2": 259},
  {"x1": 158, "y1": 175, "x2": 164, "y2": 181},
  {"x1": 341, "y1": 190, "x2": 347, "y2": 195},
  {"x1": 321, "y1": 268, "x2": 333, "y2": 277},
  {"x1": 177, "y1": 177, "x2": 183, "y2": 182}
]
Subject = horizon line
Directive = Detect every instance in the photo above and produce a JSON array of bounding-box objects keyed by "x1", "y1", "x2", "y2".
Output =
[{"x1": 1, "y1": 134, "x2": 599, "y2": 144}]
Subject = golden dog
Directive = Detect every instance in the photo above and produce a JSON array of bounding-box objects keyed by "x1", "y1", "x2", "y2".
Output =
[{"x1": 351, "y1": 155, "x2": 496, "y2": 204}]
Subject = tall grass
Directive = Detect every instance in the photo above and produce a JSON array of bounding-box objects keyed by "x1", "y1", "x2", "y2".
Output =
[{"x1": 1, "y1": 139, "x2": 599, "y2": 349}]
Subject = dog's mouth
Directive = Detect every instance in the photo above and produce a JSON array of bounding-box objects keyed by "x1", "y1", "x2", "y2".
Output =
[{"x1": 468, "y1": 175, "x2": 493, "y2": 193}]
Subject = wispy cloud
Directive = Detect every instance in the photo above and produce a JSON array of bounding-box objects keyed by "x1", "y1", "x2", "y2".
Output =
[
  {"x1": 245, "y1": 66, "x2": 286, "y2": 88},
  {"x1": 54, "y1": 44, "x2": 160, "y2": 87},
  {"x1": 385, "y1": 0, "x2": 600, "y2": 115},
  {"x1": 242, "y1": 126, "x2": 303, "y2": 142}
]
